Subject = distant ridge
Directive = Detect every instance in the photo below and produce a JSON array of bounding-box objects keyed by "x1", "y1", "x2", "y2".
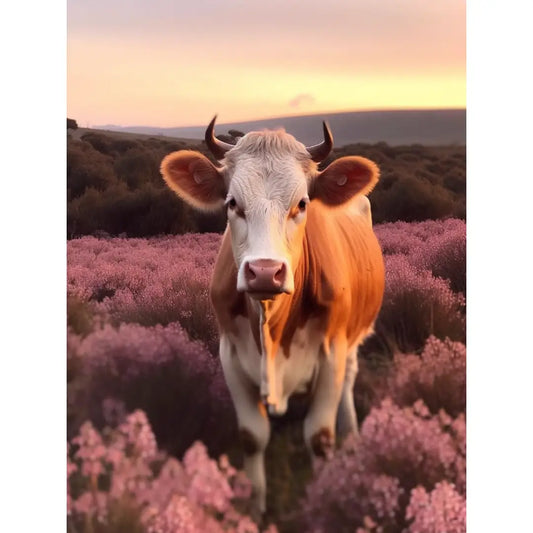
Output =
[{"x1": 96, "y1": 109, "x2": 466, "y2": 146}]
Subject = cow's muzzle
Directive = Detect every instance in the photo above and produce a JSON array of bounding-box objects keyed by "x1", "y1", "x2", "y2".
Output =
[{"x1": 244, "y1": 259, "x2": 288, "y2": 299}]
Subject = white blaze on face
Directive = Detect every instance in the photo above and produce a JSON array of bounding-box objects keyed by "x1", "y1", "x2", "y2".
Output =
[{"x1": 223, "y1": 132, "x2": 313, "y2": 297}]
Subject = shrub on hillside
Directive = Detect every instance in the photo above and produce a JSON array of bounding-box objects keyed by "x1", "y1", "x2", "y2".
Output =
[
  {"x1": 377, "y1": 255, "x2": 465, "y2": 353},
  {"x1": 67, "y1": 322, "x2": 235, "y2": 458},
  {"x1": 383, "y1": 336, "x2": 466, "y2": 417},
  {"x1": 68, "y1": 410, "x2": 275, "y2": 533},
  {"x1": 404, "y1": 481, "x2": 466, "y2": 533},
  {"x1": 114, "y1": 148, "x2": 161, "y2": 189},
  {"x1": 67, "y1": 140, "x2": 117, "y2": 198},
  {"x1": 375, "y1": 218, "x2": 466, "y2": 295},
  {"x1": 375, "y1": 219, "x2": 463, "y2": 255},
  {"x1": 373, "y1": 177, "x2": 456, "y2": 223},
  {"x1": 299, "y1": 399, "x2": 465, "y2": 533},
  {"x1": 67, "y1": 233, "x2": 220, "y2": 350},
  {"x1": 81, "y1": 132, "x2": 116, "y2": 156},
  {"x1": 443, "y1": 171, "x2": 466, "y2": 195},
  {"x1": 409, "y1": 228, "x2": 466, "y2": 295},
  {"x1": 355, "y1": 335, "x2": 466, "y2": 452},
  {"x1": 67, "y1": 183, "x2": 200, "y2": 238}
]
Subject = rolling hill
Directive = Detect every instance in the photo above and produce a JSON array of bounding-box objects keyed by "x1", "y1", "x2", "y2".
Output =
[{"x1": 96, "y1": 109, "x2": 466, "y2": 147}]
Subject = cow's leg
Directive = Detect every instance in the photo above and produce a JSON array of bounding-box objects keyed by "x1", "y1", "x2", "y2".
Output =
[
  {"x1": 303, "y1": 339, "x2": 347, "y2": 459},
  {"x1": 336, "y1": 347, "x2": 359, "y2": 440},
  {"x1": 219, "y1": 335, "x2": 270, "y2": 514}
]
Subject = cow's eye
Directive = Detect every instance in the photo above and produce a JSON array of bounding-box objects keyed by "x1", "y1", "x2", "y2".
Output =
[
  {"x1": 226, "y1": 197, "x2": 245, "y2": 218},
  {"x1": 298, "y1": 199, "x2": 307, "y2": 211}
]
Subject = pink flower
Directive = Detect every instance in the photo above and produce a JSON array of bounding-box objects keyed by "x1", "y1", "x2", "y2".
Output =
[{"x1": 406, "y1": 481, "x2": 466, "y2": 533}]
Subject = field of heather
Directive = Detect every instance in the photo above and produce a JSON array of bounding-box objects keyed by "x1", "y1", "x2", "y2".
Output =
[{"x1": 67, "y1": 219, "x2": 466, "y2": 533}]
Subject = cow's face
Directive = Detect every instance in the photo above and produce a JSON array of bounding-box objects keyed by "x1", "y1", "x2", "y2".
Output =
[
  {"x1": 221, "y1": 131, "x2": 314, "y2": 298},
  {"x1": 161, "y1": 119, "x2": 379, "y2": 300}
]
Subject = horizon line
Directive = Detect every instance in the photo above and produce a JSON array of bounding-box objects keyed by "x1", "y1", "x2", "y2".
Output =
[{"x1": 92, "y1": 106, "x2": 466, "y2": 130}]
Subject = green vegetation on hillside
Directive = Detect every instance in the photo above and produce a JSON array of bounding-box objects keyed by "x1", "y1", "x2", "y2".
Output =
[{"x1": 67, "y1": 131, "x2": 465, "y2": 238}]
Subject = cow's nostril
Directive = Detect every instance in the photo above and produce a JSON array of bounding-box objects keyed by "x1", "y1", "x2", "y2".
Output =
[
  {"x1": 245, "y1": 262, "x2": 257, "y2": 281},
  {"x1": 274, "y1": 264, "x2": 285, "y2": 283}
]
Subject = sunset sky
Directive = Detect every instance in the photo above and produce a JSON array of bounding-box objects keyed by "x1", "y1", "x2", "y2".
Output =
[{"x1": 67, "y1": 0, "x2": 465, "y2": 127}]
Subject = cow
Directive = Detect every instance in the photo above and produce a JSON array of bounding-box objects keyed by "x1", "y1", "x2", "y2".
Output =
[{"x1": 160, "y1": 116, "x2": 385, "y2": 514}]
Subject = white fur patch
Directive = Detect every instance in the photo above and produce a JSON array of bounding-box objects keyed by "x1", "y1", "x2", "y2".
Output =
[{"x1": 228, "y1": 316, "x2": 323, "y2": 416}]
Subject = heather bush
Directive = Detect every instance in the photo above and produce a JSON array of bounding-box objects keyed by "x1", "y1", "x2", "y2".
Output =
[
  {"x1": 387, "y1": 336, "x2": 466, "y2": 417},
  {"x1": 408, "y1": 227, "x2": 466, "y2": 295},
  {"x1": 67, "y1": 233, "x2": 221, "y2": 352},
  {"x1": 67, "y1": 322, "x2": 236, "y2": 458},
  {"x1": 67, "y1": 139, "x2": 117, "y2": 198},
  {"x1": 405, "y1": 481, "x2": 466, "y2": 533},
  {"x1": 377, "y1": 254, "x2": 465, "y2": 353},
  {"x1": 374, "y1": 219, "x2": 464, "y2": 256},
  {"x1": 372, "y1": 177, "x2": 455, "y2": 223},
  {"x1": 81, "y1": 132, "x2": 117, "y2": 156},
  {"x1": 355, "y1": 334, "x2": 465, "y2": 452},
  {"x1": 376, "y1": 219, "x2": 466, "y2": 295},
  {"x1": 68, "y1": 410, "x2": 276, "y2": 533},
  {"x1": 114, "y1": 148, "x2": 160, "y2": 189},
  {"x1": 299, "y1": 399, "x2": 466, "y2": 533},
  {"x1": 374, "y1": 219, "x2": 466, "y2": 303},
  {"x1": 68, "y1": 182, "x2": 204, "y2": 238}
]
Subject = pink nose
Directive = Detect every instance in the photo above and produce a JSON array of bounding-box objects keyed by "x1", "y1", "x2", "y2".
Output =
[{"x1": 245, "y1": 259, "x2": 286, "y2": 293}]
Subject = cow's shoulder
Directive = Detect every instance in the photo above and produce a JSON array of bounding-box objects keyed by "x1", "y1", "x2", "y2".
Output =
[
  {"x1": 303, "y1": 201, "x2": 378, "y2": 293},
  {"x1": 302, "y1": 199, "x2": 385, "y2": 343}
]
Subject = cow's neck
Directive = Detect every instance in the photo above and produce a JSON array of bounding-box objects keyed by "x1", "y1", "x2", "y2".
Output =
[
  {"x1": 248, "y1": 242, "x2": 319, "y2": 410},
  {"x1": 256, "y1": 300, "x2": 276, "y2": 405}
]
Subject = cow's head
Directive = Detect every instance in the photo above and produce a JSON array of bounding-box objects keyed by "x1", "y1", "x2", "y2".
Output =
[{"x1": 161, "y1": 116, "x2": 379, "y2": 300}]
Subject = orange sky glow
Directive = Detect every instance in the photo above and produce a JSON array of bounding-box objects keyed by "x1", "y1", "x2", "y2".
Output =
[{"x1": 67, "y1": 0, "x2": 465, "y2": 127}]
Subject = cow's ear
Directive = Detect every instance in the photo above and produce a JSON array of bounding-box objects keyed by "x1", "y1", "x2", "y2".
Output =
[
  {"x1": 161, "y1": 150, "x2": 226, "y2": 211},
  {"x1": 311, "y1": 156, "x2": 379, "y2": 206}
]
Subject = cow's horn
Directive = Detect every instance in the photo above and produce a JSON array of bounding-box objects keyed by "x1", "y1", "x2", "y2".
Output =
[
  {"x1": 205, "y1": 115, "x2": 234, "y2": 160},
  {"x1": 306, "y1": 121, "x2": 333, "y2": 162}
]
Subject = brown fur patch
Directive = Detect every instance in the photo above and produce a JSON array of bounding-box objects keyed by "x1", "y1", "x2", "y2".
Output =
[
  {"x1": 239, "y1": 428, "x2": 259, "y2": 456},
  {"x1": 310, "y1": 427, "x2": 334, "y2": 458}
]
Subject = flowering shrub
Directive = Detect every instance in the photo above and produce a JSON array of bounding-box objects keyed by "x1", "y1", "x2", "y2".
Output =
[
  {"x1": 67, "y1": 322, "x2": 236, "y2": 458},
  {"x1": 378, "y1": 255, "x2": 465, "y2": 353},
  {"x1": 68, "y1": 410, "x2": 276, "y2": 533},
  {"x1": 405, "y1": 481, "x2": 466, "y2": 533},
  {"x1": 387, "y1": 336, "x2": 466, "y2": 417},
  {"x1": 299, "y1": 399, "x2": 465, "y2": 532},
  {"x1": 375, "y1": 218, "x2": 465, "y2": 295},
  {"x1": 407, "y1": 225, "x2": 465, "y2": 296},
  {"x1": 67, "y1": 233, "x2": 221, "y2": 352}
]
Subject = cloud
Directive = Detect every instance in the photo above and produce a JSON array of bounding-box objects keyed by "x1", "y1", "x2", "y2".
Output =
[{"x1": 289, "y1": 93, "x2": 316, "y2": 108}]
